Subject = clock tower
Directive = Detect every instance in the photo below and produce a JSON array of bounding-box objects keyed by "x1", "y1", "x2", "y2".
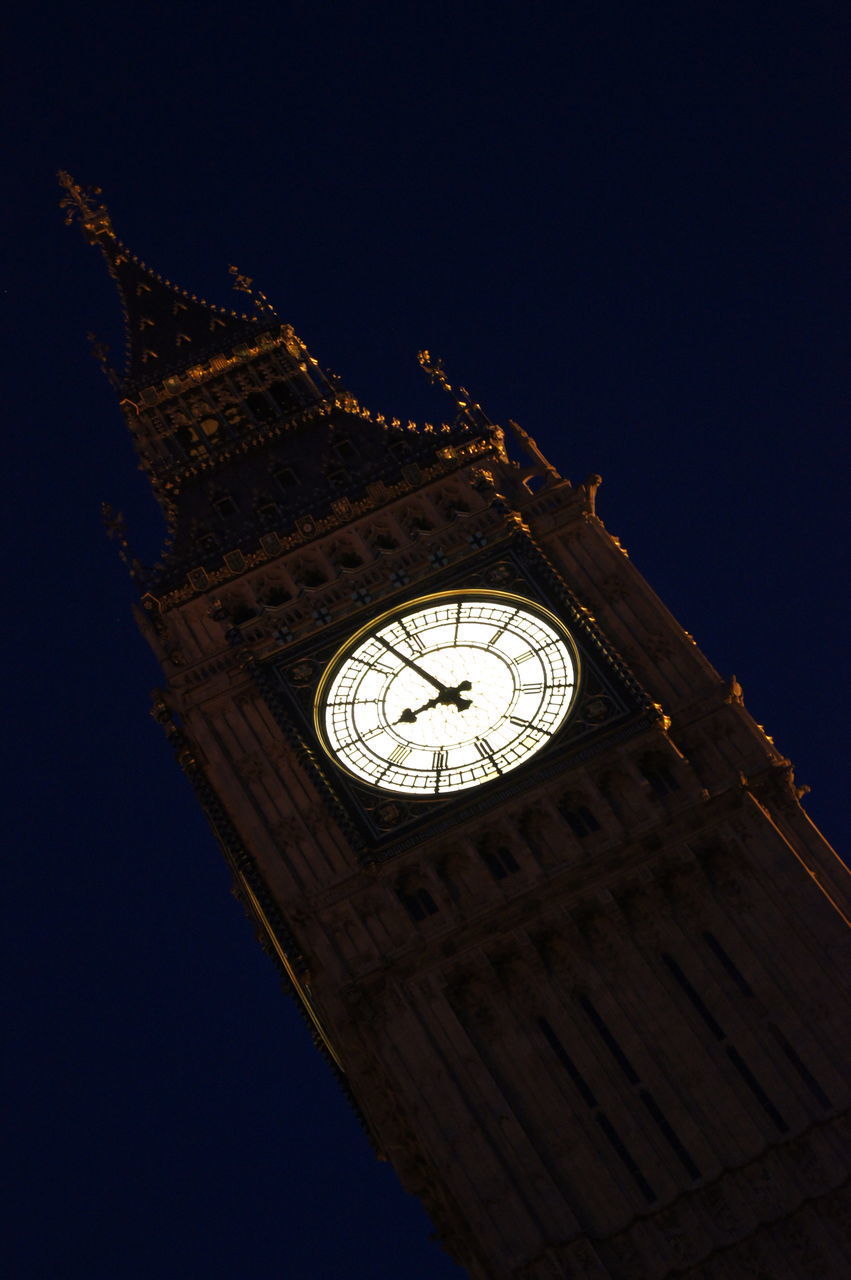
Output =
[{"x1": 62, "y1": 174, "x2": 850, "y2": 1279}]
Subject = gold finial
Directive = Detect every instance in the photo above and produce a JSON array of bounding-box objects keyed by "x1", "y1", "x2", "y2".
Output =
[
  {"x1": 417, "y1": 350, "x2": 490, "y2": 426},
  {"x1": 228, "y1": 264, "x2": 277, "y2": 317},
  {"x1": 57, "y1": 171, "x2": 114, "y2": 243},
  {"x1": 417, "y1": 349, "x2": 452, "y2": 394}
]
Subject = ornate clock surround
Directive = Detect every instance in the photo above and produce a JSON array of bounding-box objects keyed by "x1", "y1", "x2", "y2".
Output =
[{"x1": 257, "y1": 532, "x2": 658, "y2": 859}]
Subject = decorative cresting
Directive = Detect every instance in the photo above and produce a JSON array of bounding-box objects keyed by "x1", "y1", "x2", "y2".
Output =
[{"x1": 59, "y1": 171, "x2": 290, "y2": 390}]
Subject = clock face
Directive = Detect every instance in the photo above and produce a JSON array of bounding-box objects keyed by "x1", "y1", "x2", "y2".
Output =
[{"x1": 315, "y1": 591, "x2": 579, "y2": 796}]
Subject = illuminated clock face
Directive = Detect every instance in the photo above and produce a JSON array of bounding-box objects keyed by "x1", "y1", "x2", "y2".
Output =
[{"x1": 315, "y1": 591, "x2": 579, "y2": 796}]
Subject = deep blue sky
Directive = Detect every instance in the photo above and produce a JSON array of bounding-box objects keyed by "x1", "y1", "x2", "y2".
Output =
[{"x1": 5, "y1": 3, "x2": 849, "y2": 1277}]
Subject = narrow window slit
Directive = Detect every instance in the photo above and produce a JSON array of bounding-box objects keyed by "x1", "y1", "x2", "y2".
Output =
[
  {"x1": 664, "y1": 953, "x2": 787, "y2": 1133},
  {"x1": 398, "y1": 887, "x2": 438, "y2": 923},
  {"x1": 702, "y1": 935, "x2": 829, "y2": 1111},
  {"x1": 639, "y1": 1090, "x2": 701, "y2": 1180},
  {"x1": 538, "y1": 1017, "x2": 656, "y2": 1203},
  {"x1": 579, "y1": 995, "x2": 640, "y2": 1084},
  {"x1": 580, "y1": 996, "x2": 701, "y2": 1181},
  {"x1": 595, "y1": 1114, "x2": 657, "y2": 1204},
  {"x1": 726, "y1": 1046, "x2": 788, "y2": 1132},
  {"x1": 768, "y1": 1024, "x2": 832, "y2": 1110},
  {"x1": 662, "y1": 953, "x2": 725, "y2": 1039},
  {"x1": 537, "y1": 1017, "x2": 597, "y2": 1107},
  {"x1": 703, "y1": 931, "x2": 754, "y2": 997}
]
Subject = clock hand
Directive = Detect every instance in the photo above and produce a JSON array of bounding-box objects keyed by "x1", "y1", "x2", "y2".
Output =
[
  {"x1": 395, "y1": 680, "x2": 473, "y2": 724},
  {"x1": 374, "y1": 634, "x2": 452, "y2": 696}
]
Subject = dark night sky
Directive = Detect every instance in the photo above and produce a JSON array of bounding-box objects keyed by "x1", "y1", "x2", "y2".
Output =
[{"x1": 6, "y1": 3, "x2": 849, "y2": 1277}]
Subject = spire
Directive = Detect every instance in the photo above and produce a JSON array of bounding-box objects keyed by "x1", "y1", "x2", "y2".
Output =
[{"x1": 58, "y1": 172, "x2": 279, "y2": 390}]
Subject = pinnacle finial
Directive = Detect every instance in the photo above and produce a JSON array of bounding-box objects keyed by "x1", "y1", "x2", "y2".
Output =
[
  {"x1": 417, "y1": 349, "x2": 452, "y2": 394},
  {"x1": 507, "y1": 419, "x2": 561, "y2": 483},
  {"x1": 228, "y1": 264, "x2": 277, "y2": 318},
  {"x1": 57, "y1": 171, "x2": 114, "y2": 244},
  {"x1": 417, "y1": 350, "x2": 492, "y2": 430}
]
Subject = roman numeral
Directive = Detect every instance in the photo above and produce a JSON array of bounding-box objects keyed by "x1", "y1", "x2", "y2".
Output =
[
  {"x1": 488, "y1": 608, "x2": 518, "y2": 646},
  {"x1": 474, "y1": 738, "x2": 503, "y2": 773},
  {"x1": 399, "y1": 621, "x2": 424, "y2": 652},
  {"x1": 514, "y1": 650, "x2": 535, "y2": 664},
  {"x1": 509, "y1": 715, "x2": 553, "y2": 734},
  {"x1": 432, "y1": 749, "x2": 447, "y2": 770},
  {"x1": 388, "y1": 744, "x2": 411, "y2": 765},
  {"x1": 520, "y1": 682, "x2": 544, "y2": 694},
  {"x1": 351, "y1": 656, "x2": 395, "y2": 674}
]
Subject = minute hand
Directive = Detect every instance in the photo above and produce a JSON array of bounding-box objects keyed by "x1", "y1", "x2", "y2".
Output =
[{"x1": 374, "y1": 634, "x2": 449, "y2": 694}]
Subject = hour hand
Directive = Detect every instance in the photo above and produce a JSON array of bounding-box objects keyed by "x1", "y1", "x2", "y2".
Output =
[
  {"x1": 395, "y1": 681, "x2": 472, "y2": 724},
  {"x1": 394, "y1": 694, "x2": 443, "y2": 724}
]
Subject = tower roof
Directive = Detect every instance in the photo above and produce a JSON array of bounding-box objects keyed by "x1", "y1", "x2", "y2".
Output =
[{"x1": 59, "y1": 172, "x2": 278, "y2": 390}]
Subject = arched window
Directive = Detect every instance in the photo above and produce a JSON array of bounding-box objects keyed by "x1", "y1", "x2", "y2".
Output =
[
  {"x1": 558, "y1": 795, "x2": 601, "y2": 838},
  {"x1": 481, "y1": 844, "x2": 520, "y2": 881},
  {"x1": 337, "y1": 547, "x2": 364, "y2": 570},
  {"x1": 397, "y1": 885, "x2": 439, "y2": 923},
  {"x1": 597, "y1": 767, "x2": 646, "y2": 824},
  {"x1": 262, "y1": 584, "x2": 291, "y2": 607},
  {"x1": 640, "y1": 755, "x2": 680, "y2": 798},
  {"x1": 298, "y1": 563, "x2": 327, "y2": 589},
  {"x1": 246, "y1": 390, "x2": 276, "y2": 423},
  {"x1": 273, "y1": 464, "x2": 299, "y2": 490},
  {"x1": 373, "y1": 530, "x2": 399, "y2": 552}
]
